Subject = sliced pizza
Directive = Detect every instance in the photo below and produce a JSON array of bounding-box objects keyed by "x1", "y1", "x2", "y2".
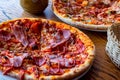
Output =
[{"x1": 0, "y1": 18, "x2": 95, "y2": 80}]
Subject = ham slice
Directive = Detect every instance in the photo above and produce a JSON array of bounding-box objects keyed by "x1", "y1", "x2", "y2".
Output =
[
  {"x1": 33, "y1": 57, "x2": 46, "y2": 67},
  {"x1": 76, "y1": 39, "x2": 85, "y2": 53},
  {"x1": 49, "y1": 66, "x2": 60, "y2": 75},
  {"x1": 110, "y1": 1, "x2": 120, "y2": 14},
  {"x1": 7, "y1": 53, "x2": 28, "y2": 67},
  {"x1": 67, "y1": 39, "x2": 85, "y2": 55},
  {"x1": 28, "y1": 38, "x2": 38, "y2": 50},
  {"x1": 50, "y1": 56, "x2": 75, "y2": 68},
  {"x1": 50, "y1": 29, "x2": 71, "y2": 49},
  {"x1": 0, "y1": 30, "x2": 11, "y2": 41},
  {"x1": 11, "y1": 22, "x2": 29, "y2": 47},
  {"x1": 59, "y1": 58, "x2": 75, "y2": 68},
  {"x1": 49, "y1": 56, "x2": 63, "y2": 75}
]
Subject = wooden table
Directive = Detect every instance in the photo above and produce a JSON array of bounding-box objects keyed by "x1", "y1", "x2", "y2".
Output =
[{"x1": 0, "y1": 0, "x2": 119, "y2": 80}]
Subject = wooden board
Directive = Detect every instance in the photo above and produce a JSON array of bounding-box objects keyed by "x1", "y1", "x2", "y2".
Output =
[{"x1": 0, "y1": 0, "x2": 119, "y2": 80}]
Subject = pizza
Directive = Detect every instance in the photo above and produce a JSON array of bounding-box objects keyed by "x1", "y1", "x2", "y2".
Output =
[
  {"x1": 0, "y1": 18, "x2": 95, "y2": 80},
  {"x1": 52, "y1": 0, "x2": 120, "y2": 31}
]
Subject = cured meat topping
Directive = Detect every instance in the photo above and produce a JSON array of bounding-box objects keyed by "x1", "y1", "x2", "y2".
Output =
[
  {"x1": 54, "y1": 0, "x2": 120, "y2": 25},
  {"x1": 0, "y1": 19, "x2": 87, "y2": 79}
]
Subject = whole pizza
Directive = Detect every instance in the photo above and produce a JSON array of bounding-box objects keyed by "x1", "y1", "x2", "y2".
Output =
[
  {"x1": 52, "y1": 0, "x2": 120, "y2": 31},
  {"x1": 0, "y1": 18, "x2": 95, "y2": 80}
]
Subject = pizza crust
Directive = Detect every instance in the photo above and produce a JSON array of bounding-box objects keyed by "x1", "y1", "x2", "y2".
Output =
[
  {"x1": 0, "y1": 18, "x2": 95, "y2": 80},
  {"x1": 52, "y1": 0, "x2": 111, "y2": 32}
]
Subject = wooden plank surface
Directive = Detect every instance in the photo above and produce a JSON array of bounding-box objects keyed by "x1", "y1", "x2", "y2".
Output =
[{"x1": 0, "y1": 0, "x2": 120, "y2": 80}]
